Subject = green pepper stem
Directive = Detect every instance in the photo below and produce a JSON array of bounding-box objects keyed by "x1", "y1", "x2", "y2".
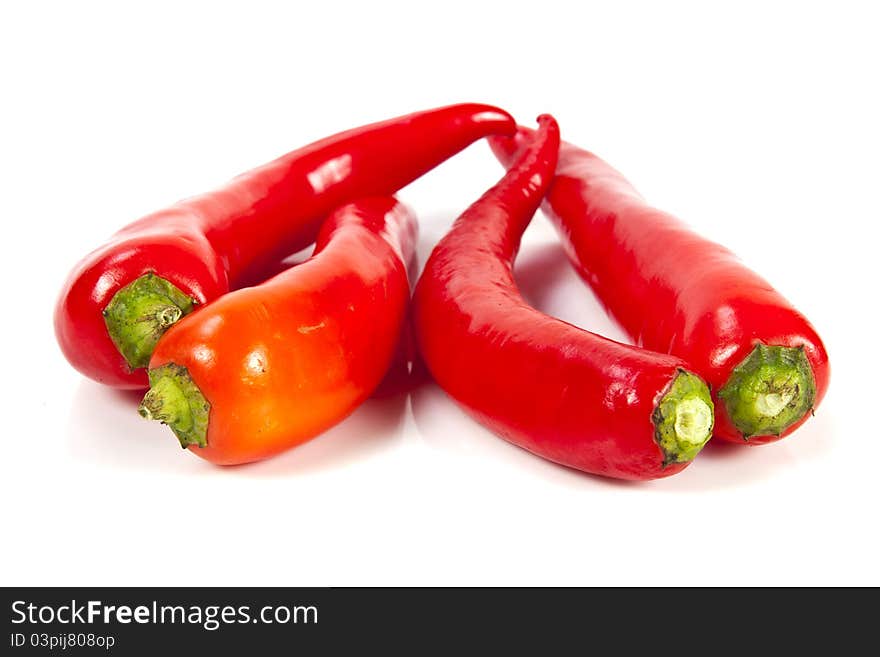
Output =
[
  {"x1": 719, "y1": 344, "x2": 816, "y2": 439},
  {"x1": 653, "y1": 369, "x2": 715, "y2": 466},
  {"x1": 139, "y1": 363, "x2": 210, "y2": 449},
  {"x1": 103, "y1": 272, "x2": 196, "y2": 370}
]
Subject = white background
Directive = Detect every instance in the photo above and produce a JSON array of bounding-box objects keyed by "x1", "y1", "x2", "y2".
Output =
[{"x1": 1, "y1": 1, "x2": 877, "y2": 586}]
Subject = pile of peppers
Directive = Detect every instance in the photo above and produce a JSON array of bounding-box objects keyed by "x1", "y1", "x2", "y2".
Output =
[{"x1": 55, "y1": 104, "x2": 829, "y2": 480}]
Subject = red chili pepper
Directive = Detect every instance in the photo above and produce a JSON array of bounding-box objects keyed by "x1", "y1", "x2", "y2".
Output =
[
  {"x1": 413, "y1": 116, "x2": 715, "y2": 480},
  {"x1": 490, "y1": 129, "x2": 829, "y2": 444},
  {"x1": 139, "y1": 197, "x2": 415, "y2": 465},
  {"x1": 55, "y1": 103, "x2": 515, "y2": 389}
]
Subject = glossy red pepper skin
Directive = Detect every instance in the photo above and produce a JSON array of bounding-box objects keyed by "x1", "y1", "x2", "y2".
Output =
[
  {"x1": 413, "y1": 116, "x2": 713, "y2": 480},
  {"x1": 490, "y1": 129, "x2": 829, "y2": 444},
  {"x1": 55, "y1": 103, "x2": 515, "y2": 389},
  {"x1": 145, "y1": 197, "x2": 416, "y2": 465}
]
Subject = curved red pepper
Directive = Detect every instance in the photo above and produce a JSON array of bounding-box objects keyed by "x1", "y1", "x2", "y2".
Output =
[
  {"x1": 55, "y1": 103, "x2": 515, "y2": 389},
  {"x1": 141, "y1": 197, "x2": 416, "y2": 465},
  {"x1": 490, "y1": 129, "x2": 829, "y2": 444},
  {"x1": 413, "y1": 116, "x2": 715, "y2": 480}
]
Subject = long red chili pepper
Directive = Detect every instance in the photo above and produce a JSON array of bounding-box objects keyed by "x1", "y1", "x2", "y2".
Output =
[
  {"x1": 490, "y1": 129, "x2": 829, "y2": 444},
  {"x1": 139, "y1": 196, "x2": 415, "y2": 465},
  {"x1": 413, "y1": 116, "x2": 715, "y2": 480},
  {"x1": 55, "y1": 103, "x2": 515, "y2": 389}
]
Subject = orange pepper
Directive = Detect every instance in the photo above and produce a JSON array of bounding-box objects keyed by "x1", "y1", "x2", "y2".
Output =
[{"x1": 139, "y1": 197, "x2": 416, "y2": 465}]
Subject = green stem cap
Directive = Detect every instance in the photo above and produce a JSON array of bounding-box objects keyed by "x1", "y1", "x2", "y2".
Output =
[
  {"x1": 103, "y1": 272, "x2": 196, "y2": 370},
  {"x1": 653, "y1": 369, "x2": 715, "y2": 466},
  {"x1": 719, "y1": 344, "x2": 816, "y2": 439},
  {"x1": 139, "y1": 363, "x2": 210, "y2": 449}
]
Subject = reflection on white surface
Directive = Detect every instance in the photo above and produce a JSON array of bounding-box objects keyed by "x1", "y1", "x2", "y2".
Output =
[
  {"x1": 408, "y1": 370, "x2": 833, "y2": 494},
  {"x1": 66, "y1": 378, "x2": 409, "y2": 476},
  {"x1": 239, "y1": 391, "x2": 408, "y2": 477},
  {"x1": 66, "y1": 381, "x2": 205, "y2": 472}
]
